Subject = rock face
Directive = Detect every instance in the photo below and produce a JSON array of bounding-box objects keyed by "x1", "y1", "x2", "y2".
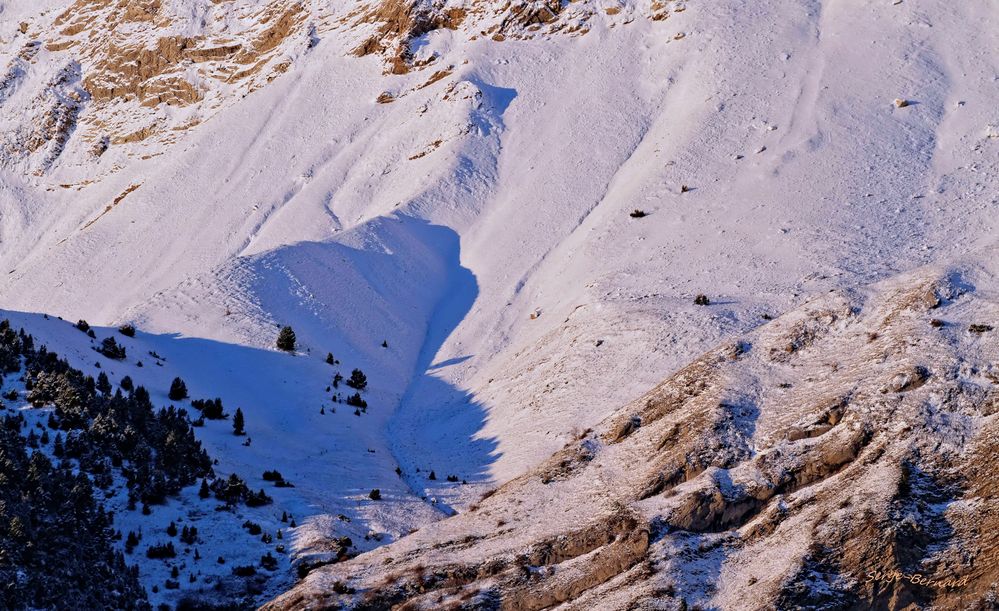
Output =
[
  {"x1": 0, "y1": 0, "x2": 309, "y2": 172},
  {"x1": 0, "y1": 0, "x2": 683, "y2": 173},
  {"x1": 265, "y1": 262, "x2": 999, "y2": 610}
]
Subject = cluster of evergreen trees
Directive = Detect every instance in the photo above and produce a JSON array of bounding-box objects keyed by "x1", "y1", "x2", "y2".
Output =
[
  {"x1": 0, "y1": 411, "x2": 149, "y2": 608},
  {"x1": 24, "y1": 350, "x2": 212, "y2": 505},
  {"x1": 0, "y1": 318, "x2": 277, "y2": 607}
]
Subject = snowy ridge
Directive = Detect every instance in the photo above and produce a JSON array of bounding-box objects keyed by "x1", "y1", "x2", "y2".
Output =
[{"x1": 267, "y1": 254, "x2": 999, "y2": 610}]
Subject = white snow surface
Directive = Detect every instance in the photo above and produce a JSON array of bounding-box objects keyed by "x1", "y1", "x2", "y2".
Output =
[{"x1": 0, "y1": 0, "x2": 996, "y2": 605}]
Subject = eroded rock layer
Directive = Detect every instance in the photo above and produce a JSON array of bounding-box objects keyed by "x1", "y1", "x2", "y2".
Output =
[{"x1": 266, "y1": 262, "x2": 999, "y2": 610}]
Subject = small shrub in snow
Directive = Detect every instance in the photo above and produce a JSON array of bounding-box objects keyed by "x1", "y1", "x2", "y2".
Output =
[
  {"x1": 191, "y1": 397, "x2": 226, "y2": 419},
  {"x1": 242, "y1": 520, "x2": 262, "y2": 535},
  {"x1": 369, "y1": 488, "x2": 381, "y2": 500},
  {"x1": 345, "y1": 392, "x2": 367, "y2": 408},
  {"x1": 629, "y1": 209, "x2": 647, "y2": 218},
  {"x1": 262, "y1": 469, "x2": 283, "y2": 481},
  {"x1": 75, "y1": 320, "x2": 90, "y2": 333},
  {"x1": 694, "y1": 294, "x2": 710, "y2": 306},
  {"x1": 118, "y1": 323, "x2": 136, "y2": 337},
  {"x1": 99, "y1": 337, "x2": 126, "y2": 360},
  {"x1": 246, "y1": 489, "x2": 272, "y2": 507},
  {"x1": 214, "y1": 474, "x2": 251, "y2": 505},
  {"x1": 180, "y1": 525, "x2": 198, "y2": 545},
  {"x1": 146, "y1": 542, "x2": 177, "y2": 559},
  {"x1": 261, "y1": 552, "x2": 278, "y2": 571}
]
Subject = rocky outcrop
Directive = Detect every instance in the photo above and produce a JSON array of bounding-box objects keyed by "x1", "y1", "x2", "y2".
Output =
[
  {"x1": 0, "y1": 0, "x2": 308, "y2": 170},
  {"x1": 347, "y1": 0, "x2": 680, "y2": 74},
  {"x1": 264, "y1": 265, "x2": 999, "y2": 610},
  {"x1": 1, "y1": 0, "x2": 689, "y2": 171}
]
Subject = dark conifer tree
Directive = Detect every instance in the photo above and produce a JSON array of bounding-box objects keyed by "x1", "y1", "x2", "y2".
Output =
[
  {"x1": 96, "y1": 371, "x2": 112, "y2": 395},
  {"x1": 346, "y1": 368, "x2": 367, "y2": 390},
  {"x1": 125, "y1": 531, "x2": 139, "y2": 553},
  {"x1": 232, "y1": 408, "x2": 245, "y2": 436},
  {"x1": 99, "y1": 336, "x2": 126, "y2": 360},
  {"x1": 168, "y1": 377, "x2": 188, "y2": 401},
  {"x1": 276, "y1": 326, "x2": 296, "y2": 352},
  {"x1": 120, "y1": 375, "x2": 134, "y2": 392}
]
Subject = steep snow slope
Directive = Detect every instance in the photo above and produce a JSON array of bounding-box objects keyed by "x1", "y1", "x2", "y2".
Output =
[
  {"x1": 267, "y1": 254, "x2": 999, "y2": 610},
  {"x1": 0, "y1": 0, "x2": 997, "y2": 606}
]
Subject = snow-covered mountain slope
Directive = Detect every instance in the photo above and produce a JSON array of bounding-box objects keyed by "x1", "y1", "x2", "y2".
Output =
[
  {"x1": 267, "y1": 256, "x2": 999, "y2": 610},
  {"x1": 0, "y1": 0, "x2": 997, "y2": 607}
]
